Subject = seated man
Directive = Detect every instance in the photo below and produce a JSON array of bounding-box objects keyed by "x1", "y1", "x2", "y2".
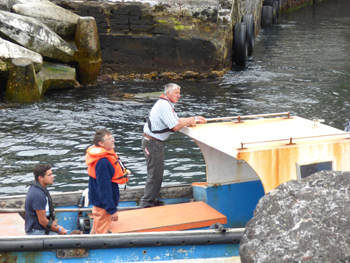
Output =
[{"x1": 25, "y1": 164, "x2": 68, "y2": 235}]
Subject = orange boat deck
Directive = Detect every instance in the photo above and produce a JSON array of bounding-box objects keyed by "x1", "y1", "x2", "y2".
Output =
[
  {"x1": 102, "y1": 201, "x2": 226, "y2": 233},
  {"x1": 1, "y1": 202, "x2": 227, "y2": 236},
  {"x1": 0, "y1": 212, "x2": 26, "y2": 236}
]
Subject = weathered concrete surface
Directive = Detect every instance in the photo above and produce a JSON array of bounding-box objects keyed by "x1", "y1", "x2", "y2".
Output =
[
  {"x1": 5, "y1": 58, "x2": 40, "y2": 101},
  {"x1": 12, "y1": 2, "x2": 80, "y2": 38},
  {"x1": 0, "y1": 10, "x2": 74, "y2": 63},
  {"x1": 72, "y1": 16, "x2": 101, "y2": 85},
  {"x1": 0, "y1": 37, "x2": 43, "y2": 77},
  {"x1": 54, "y1": 0, "x2": 254, "y2": 77},
  {"x1": 240, "y1": 170, "x2": 350, "y2": 263},
  {"x1": 36, "y1": 62, "x2": 76, "y2": 93}
]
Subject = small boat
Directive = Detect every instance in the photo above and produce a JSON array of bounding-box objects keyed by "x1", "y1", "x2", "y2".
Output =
[{"x1": 1, "y1": 112, "x2": 349, "y2": 262}]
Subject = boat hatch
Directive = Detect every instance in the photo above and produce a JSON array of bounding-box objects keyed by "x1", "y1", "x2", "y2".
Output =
[
  {"x1": 89, "y1": 201, "x2": 226, "y2": 233},
  {"x1": 181, "y1": 112, "x2": 350, "y2": 193}
]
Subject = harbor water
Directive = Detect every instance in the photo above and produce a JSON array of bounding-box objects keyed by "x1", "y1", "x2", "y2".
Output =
[{"x1": 1, "y1": 0, "x2": 350, "y2": 196}]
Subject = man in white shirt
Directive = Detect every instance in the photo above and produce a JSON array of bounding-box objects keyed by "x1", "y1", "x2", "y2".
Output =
[{"x1": 141, "y1": 83, "x2": 206, "y2": 208}]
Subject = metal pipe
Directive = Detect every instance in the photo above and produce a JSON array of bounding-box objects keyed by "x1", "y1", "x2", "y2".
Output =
[{"x1": 204, "y1": 112, "x2": 290, "y2": 122}]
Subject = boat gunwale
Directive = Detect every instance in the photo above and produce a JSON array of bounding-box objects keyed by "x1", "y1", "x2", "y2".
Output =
[{"x1": 0, "y1": 228, "x2": 244, "y2": 252}]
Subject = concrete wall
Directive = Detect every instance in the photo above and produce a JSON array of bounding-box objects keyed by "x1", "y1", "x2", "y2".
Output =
[
  {"x1": 51, "y1": 0, "x2": 262, "y2": 79},
  {"x1": 50, "y1": 0, "x2": 316, "y2": 80}
]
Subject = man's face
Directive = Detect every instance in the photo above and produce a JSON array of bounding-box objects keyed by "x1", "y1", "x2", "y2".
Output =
[
  {"x1": 99, "y1": 133, "x2": 115, "y2": 151},
  {"x1": 167, "y1": 88, "x2": 181, "y2": 104},
  {"x1": 40, "y1": 169, "x2": 54, "y2": 186}
]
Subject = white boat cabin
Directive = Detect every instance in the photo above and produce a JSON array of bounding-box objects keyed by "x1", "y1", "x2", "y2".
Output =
[{"x1": 181, "y1": 112, "x2": 350, "y2": 193}]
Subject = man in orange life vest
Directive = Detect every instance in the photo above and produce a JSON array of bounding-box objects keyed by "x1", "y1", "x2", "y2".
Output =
[
  {"x1": 141, "y1": 83, "x2": 206, "y2": 208},
  {"x1": 86, "y1": 128, "x2": 130, "y2": 234}
]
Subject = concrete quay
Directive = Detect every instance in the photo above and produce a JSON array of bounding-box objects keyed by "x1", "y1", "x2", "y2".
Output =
[{"x1": 52, "y1": 0, "x2": 263, "y2": 80}]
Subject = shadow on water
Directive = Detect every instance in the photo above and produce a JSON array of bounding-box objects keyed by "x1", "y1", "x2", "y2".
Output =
[{"x1": 1, "y1": 0, "x2": 350, "y2": 196}]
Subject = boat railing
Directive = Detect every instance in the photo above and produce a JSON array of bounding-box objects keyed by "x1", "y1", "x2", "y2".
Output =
[
  {"x1": 0, "y1": 206, "x2": 139, "y2": 213},
  {"x1": 205, "y1": 111, "x2": 291, "y2": 122},
  {"x1": 239, "y1": 132, "x2": 350, "y2": 149}
]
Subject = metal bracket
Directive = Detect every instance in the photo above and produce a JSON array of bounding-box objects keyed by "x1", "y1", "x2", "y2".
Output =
[{"x1": 57, "y1": 249, "x2": 89, "y2": 259}]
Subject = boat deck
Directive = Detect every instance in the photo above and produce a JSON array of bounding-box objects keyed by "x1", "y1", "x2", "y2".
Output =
[
  {"x1": 92, "y1": 201, "x2": 226, "y2": 233},
  {"x1": 0, "y1": 212, "x2": 26, "y2": 236}
]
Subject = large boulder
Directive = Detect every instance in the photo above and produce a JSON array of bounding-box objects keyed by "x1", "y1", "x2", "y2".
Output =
[
  {"x1": 12, "y1": 2, "x2": 80, "y2": 38},
  {"x1": 0, "y1": 10, "x2": 74, "y2": 63},
  {"x1": 240, "y1": 170, "x2": 350, "y2": 263},
  {"x1": 0, "y1": 37, "x2": 42, "y2": 77}
]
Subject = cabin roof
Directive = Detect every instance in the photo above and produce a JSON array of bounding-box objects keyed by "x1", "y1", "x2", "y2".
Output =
[
  {"x1": 181, "y1": 114, "x2": 350, "y2": 192},
  {"x1": 181, "y1": 115, "x2": 349, "y2": 157}
]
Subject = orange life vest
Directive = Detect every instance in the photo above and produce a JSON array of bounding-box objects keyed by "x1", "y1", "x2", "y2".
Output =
[{"x1": 85, "y1": 146, "x2": 129, "y2": 185}]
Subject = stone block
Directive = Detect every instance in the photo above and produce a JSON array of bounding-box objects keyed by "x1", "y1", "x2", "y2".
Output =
[
  {"x1": 5, "y1": 58, "x2": 40, "y2": 101},
  {"x1": 73, "y1": 16, "x2": 101, "y2": 85},
  {"x1": 128, "y1": 6, "x2": 142, "y2": 16},
  {"x1": 110, "y1": 25, "x2": 129, "y2": 30},
  {"x1": 36, "y1": 62, "x2": 76, "y2": 93},
  {"x1": 111, "y1": 7, "x2": 129, "y2": 15},
  {"x1": 77, "y1": 59, "x2": 102, "y2": 85},
  {"x1": 0, "y1": 38, "x2": 43, "y2": 78},
  {"x1": 110, "y1": 18, "x2": 129, "y2": 26},
  {"x1": 110, "y1": 15, "x2": 129, "y2": 20},
  {"x1": 130, "y1": 24, "x2": 150, "y2": 30},
  {"x1": 0, "y1": 10, "x2": 74, "y2": 63},
  {"x1": 130, "y1": 19, "x2": 153, "y2": 25}
]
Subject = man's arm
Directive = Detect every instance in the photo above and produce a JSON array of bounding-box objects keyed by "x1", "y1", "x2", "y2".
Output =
[
  {"x1": 36, "y1": 210, "x2": 67, "y2": 235},
  {"x1": 172, "y1": 116, "x2": 207, "y2": 131}
]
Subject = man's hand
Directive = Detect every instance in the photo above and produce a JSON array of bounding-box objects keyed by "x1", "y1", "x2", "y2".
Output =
[
  {"x1": 195, "y1": 116, "x2": 207, "y2": 124},
  {"x1": 57, "y1": 225, "x2": 68, "y2": 235},
  {"x1": 111, "y1": 211, "x2": 119, "y2": 222}
]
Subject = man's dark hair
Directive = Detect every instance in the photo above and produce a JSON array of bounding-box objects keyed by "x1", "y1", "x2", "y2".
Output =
[
  {"x1": 93, "y1": 128, "x2": 111, "y2": 146},
  {"x1": 33, "y1": 164, "x2": 52, "y2": 181}
]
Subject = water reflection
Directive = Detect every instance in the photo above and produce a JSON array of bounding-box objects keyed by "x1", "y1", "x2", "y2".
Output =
[{"x1": 1, "y1": 0, "x2": 350, "y2": 196}]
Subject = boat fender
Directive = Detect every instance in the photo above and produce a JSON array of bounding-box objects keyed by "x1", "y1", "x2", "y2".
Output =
[{"x1": 209, "y1": 222, "x2": 226, "y2": 233}]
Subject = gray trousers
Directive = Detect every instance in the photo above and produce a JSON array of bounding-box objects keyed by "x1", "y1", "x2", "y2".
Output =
[{"x1": 140, "y1": 136, "x2": 165, "y2": 208}]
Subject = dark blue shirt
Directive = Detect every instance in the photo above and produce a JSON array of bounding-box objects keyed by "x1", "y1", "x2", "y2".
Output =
[
  {"x1": 24, "y1": 184, "x2": 49, "y2": 233},
  {"x1": 88, "y1": 157, "x2": 120, "y2": 215}
]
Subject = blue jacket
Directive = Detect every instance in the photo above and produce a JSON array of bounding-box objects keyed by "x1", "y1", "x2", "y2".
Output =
[{"x1": 88, "y1": 158, "x2": 120, "y2": 215}]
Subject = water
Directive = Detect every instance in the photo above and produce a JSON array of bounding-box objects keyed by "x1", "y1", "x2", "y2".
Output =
[{"x1": 1, "y1": 0, "x2": 350, "y2": 196}]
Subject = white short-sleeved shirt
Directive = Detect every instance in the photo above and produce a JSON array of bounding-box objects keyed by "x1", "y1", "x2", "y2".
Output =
[{"x1": 144, "y1": 98, "x2": 179, "y2": 141}]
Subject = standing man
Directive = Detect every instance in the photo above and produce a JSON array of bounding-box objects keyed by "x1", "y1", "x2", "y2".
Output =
[
  {"x1": 86, "y1": 128, "x2": 130, "y2": 234},
  {"x1": 141, "y1": 83, "x2": 206, "y2": 208},
  {"x1": 25, "y1": 164, "x2": 68, "y2": 235}
]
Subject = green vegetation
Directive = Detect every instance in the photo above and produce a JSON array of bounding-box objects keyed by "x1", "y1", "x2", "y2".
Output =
[{"x1": 157, "y1": 18, "x2": 191, "y2": 31}]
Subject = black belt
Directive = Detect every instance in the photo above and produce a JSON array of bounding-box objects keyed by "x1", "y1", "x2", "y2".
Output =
[{"x1": 143, "y1": 133, "x2": 163, "y2": 142}]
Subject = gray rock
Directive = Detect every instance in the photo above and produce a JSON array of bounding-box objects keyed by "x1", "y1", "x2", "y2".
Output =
[
  {"x1": 0, "y1": 0, "x2": 11, "y2": 11},
  {"x1": 0, "y1": 37, "x2": 42, "y2": 77},
  {"x1": 6, "y1": 0, "x2": 55, "y2": 9},
  {"x1": 12, "y1": 2, "x2": 80, "y2": 38},
  {"x1": 240, "y1": 170, "x2": 350, "y2": 263},
  {"x1": 0, "y1": 10, "x2": 74, "y2": 63}
]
